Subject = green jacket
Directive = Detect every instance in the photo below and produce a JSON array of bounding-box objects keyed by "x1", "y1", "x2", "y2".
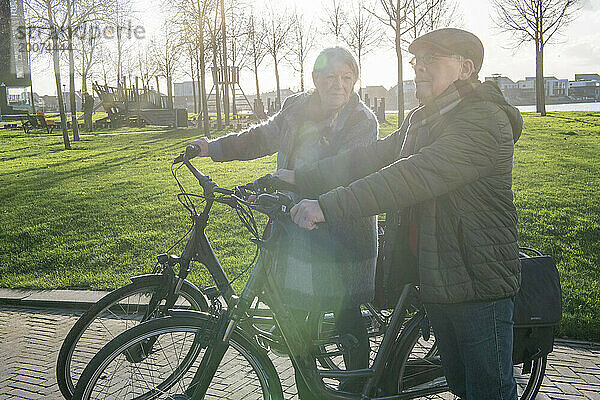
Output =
[{"x1": 295, "y1": 82, "x2": 523, "y2": 304}]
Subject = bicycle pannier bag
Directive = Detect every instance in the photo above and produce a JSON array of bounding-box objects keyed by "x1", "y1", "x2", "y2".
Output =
[
  {"x1": 512, "y1": 254, "x2": 562, "y2": 365},
  {"x1": 373, "y1": 218, "x2": 418, "y2": 309}
]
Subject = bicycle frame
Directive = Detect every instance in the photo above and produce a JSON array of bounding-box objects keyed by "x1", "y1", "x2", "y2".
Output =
[{"x1": 163, "y1": 155, "x2": 450, "y2": 400}]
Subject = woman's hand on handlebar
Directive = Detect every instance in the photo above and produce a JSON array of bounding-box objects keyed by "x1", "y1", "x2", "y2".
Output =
[
  {"x1": 290, "y1": 199, "x2": 324, "y2": 230},
  {"x1": 273, "y1": 169, "x2": 295, "y2": 185},
  {"x1": 189, "y1": 138, "x2": 210, "y2": 157}
]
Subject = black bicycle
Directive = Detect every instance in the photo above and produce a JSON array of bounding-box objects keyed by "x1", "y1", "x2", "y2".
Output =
[{"x1": 68, "y1": 145, "x2": 547, "y2": 400}]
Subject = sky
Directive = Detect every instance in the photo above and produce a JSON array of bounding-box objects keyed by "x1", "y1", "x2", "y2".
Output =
[{"x1": 27, "y1": 0, "x2": 600, "y2": 96}]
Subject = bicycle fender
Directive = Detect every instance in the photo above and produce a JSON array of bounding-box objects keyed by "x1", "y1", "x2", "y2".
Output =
[
  {"x1": 129, "y1": 273, "x2": 163, "y2": 283},
  {"x1": 128, "y1": 274, "x2": 209, "y2": 310},
  {"x1": 167, "y1": 309, "x2": 216, "y2": 320}
]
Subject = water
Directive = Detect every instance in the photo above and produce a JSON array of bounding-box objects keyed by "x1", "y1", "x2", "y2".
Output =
[
  {"x1": 516, "y1": 102, "x2": 600, "y2": 112},
  {"x1": 390, "y1": 102, "x2": 600, "y2": 114}
]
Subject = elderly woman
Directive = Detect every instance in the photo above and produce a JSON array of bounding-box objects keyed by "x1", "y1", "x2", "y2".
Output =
[{"x1": 190, "y1": 47, "x2": 378, "y2": 397}]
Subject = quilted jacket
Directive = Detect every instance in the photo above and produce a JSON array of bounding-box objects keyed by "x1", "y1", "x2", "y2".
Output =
[{"x1": 295, "y1": 82, "x2": 524, "y2": 304}]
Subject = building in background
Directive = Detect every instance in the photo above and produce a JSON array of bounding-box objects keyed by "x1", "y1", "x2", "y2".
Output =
[
  {"x1": 0, "y1": 0, "x2": 33, "y2": 114},
  {"x1": 569, "y1": 74, "x2": 600, "y2": 101},
  {"x1": 386, "y1": 81, "x2": 418, "y2": 111}
]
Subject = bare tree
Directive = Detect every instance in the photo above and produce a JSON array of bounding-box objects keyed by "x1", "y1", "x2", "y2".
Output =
[
  {"x1": 322, "y1": 0, "x2": 347, "y2": 43},
  {"x1": 289, "y1": 10, "x2": 316, "y2": 92},
  {"x1": 341, "y1": 0, "x2": 382, "y2": 97},
  {"x1": 75, "y1": 21, "x2": 100, "y2": 94},
  {"x1": 263, "y1": 4, "x2": 294, "y2": 107},
  {"x1": 246, "y1": 13, "x2": 268, "y2": 101},
  {"x1": 137, "y1": 43, "x2": 158, "y2": 90},
  {"x1": 194, "y1": 0, "x2": 211, "y2": 135},
  {"x1": 224, "y1": 0, "x2": 250, "y2": 115},
  {"x1": 370, "y1": 0, "x2": 459, "y2": 124},
  {"x1": 219, "y1": 0, "x2": 230, "y2": 124},
  {"x1": 492, "y1": 0, "x2": 581, "y2": 115},
  {"x1": 207, "y1": 0, "x2": 223, "y2": 129},
  {"x1": 111, "y1": 0, "x2": 134, "y2": 91},
  {"x1": 420, "y1": 0, "x2": 461, "y2": 32},
  {"x1": 152, "y1": 23, "x2": 182, "y2": 109},
  {"x1": 24, "y1": 0, "x2": 71, "y2": 149},
  {"x1": 65, "y1": 0, "x2": 108, "y2": 141}
]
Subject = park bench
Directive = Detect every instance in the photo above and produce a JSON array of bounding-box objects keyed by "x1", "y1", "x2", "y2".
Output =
[{"x1": 21, "y1": 114, "x2": 55, "y2": 134}]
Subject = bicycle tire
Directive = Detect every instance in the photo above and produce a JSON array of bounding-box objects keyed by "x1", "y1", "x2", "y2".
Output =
[
  {"x1": 392, "y1": 318, "x2": 547, "y2": 400},
  {"x1": 314, "y1": 309, "x2": 380, "y2": 370},
  {"x1": 73, "y1": 314, "x2": 284, "y2": 400},
  {"x1": 56, "y1": 275, "x2": 208, "y2": 399},
  {"x1": 515, "y1": 356, "x2": 547, "y2": 400}
]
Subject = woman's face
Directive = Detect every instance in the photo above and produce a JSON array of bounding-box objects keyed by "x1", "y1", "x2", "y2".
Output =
[{"x1": 313, "y1": 61, "x2": 357, "y2": 111}]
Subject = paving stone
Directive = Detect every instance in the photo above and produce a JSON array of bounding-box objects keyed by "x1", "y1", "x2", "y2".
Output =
[
  {"x1": 581, "y1": 390, "x2": 600, "y2": 400},
  {"x1": 1, "y1": 305, "x2": 600, "y2": 399}
]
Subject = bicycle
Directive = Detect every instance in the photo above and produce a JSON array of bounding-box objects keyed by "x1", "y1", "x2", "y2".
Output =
[
  {"x1": 55, "y1": 149, "x2": 337, "y2": 399},
  {"x1": 70, "y1": 145, "x2": 547, "y2": 400}
]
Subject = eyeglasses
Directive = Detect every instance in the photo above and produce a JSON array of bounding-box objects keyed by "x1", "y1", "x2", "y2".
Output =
[{"x1": 409, "y1": 54, "x2": 464, "y2": 68}]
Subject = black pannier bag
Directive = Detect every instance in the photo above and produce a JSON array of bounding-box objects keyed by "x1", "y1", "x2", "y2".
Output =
[
  {"x1": 512, "y1": 249, "x2": 562, "y2": 366},
  {"x1": 373, "y1": 218, "x2": 419, "y2": 309}
]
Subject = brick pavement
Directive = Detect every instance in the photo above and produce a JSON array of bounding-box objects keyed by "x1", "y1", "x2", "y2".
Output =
[{"x1": 0, "y1": 305, "x2": 598, "y2": 399}]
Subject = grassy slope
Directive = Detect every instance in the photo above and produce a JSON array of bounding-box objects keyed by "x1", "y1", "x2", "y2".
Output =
[{"x1": 0, "y1": 111, "x2": 598, "y2": 340}]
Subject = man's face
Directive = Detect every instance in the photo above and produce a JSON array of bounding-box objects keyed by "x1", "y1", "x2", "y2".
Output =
[
  {"x1": 313, "y1": 61, "x2": 356, "y2": 111},
  {"x1": 412, "y1": 45, "x2": 464, "y2": 104}
]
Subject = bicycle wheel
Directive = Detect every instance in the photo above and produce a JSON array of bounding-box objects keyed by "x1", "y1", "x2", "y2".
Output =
[
  {"x1": 393, "y1": 316, "x2": 443, "y2": 395},
  {"x1": 73, "y1": 314, "x2": 284, "y2": 400},
  {"x1": 515, "y1": 356, "x2": 546, "y2": 400},
  {"x1": 393, "y1": 321, "x2": 547, "y2": 400},
  {"x1": 314, "y1": 308, "x2": 381, "y2": 370},
  {"x1": 57, "y1": 275, "x2": 208, "y2": 399}
]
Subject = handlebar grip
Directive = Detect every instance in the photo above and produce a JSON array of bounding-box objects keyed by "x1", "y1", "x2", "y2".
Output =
[
  {"x1": 174, "y1": 144, "x2": 201, "y2": 163},
  {"x1": 270, "y1": 176, "x2": 296, "y2": 192},
  {"x1": 252, "y1": 174, "x2": 297, "y2": 193}
]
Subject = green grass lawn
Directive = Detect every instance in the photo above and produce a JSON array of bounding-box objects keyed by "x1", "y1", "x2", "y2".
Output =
[{"x1": 0, "y1": 111, "x2": 599, "y2": 341}]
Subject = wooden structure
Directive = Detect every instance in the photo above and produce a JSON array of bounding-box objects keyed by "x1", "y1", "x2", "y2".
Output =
[
  {"x1": 92, "y1": 78, "x2": 188, "y2": 128},
  {"x1": 207, "y1": 66, "x2": 254, "y2": 117}
]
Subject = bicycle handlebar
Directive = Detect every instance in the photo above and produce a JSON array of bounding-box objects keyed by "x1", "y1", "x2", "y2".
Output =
[{"x1": 174, "y1": 145, "x2": 297, "y2": 221}]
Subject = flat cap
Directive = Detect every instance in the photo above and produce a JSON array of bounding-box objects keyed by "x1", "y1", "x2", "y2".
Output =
[{"x1": 408, "y1": 28, "x2": 484, "y2": 73}]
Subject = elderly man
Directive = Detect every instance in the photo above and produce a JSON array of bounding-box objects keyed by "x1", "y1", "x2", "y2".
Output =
[
  {"x1": 284, "y1": 28, "x2": 523, "y2": 399},
  {"x1": 190, "y1": 47, "x2": 378, "y2": 398}
]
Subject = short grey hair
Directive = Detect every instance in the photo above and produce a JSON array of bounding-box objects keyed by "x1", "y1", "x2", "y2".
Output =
[{"x1": 312, "y1": 47, "x2": 359, "y2": 80}]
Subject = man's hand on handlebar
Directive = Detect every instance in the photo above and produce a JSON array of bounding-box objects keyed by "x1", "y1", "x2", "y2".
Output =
[
  {"x1": 273, "y1": 169, "x2": 295, "y2": 185},
  {"x1": 189, "y1": 138, "x2": 210, "y2": 157},
  {"x1": 290, "y1": 199, "x2": 325, "y2": 230}
]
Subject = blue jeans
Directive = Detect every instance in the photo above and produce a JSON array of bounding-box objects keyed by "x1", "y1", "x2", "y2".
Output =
[{"x1": 426, "y1": 298, "x2": 517, "y2": 400}]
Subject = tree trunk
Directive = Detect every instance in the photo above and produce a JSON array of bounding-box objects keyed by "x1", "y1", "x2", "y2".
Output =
[
  {"x1": 191, "y1": 55, "x2": 197, "y2": 115},
  {"x1": 535, "y1": 44, "x2": 546, "y2": 116},
  {"x1": 300, "y1": 61, "x2": 304, "y2": 92},
  {"x1": 211, "y1": 50, "x2": 222, "y2": 129},
  {"x1": 395, "y1": 37, "x2": 404, "y2": 127},
  {"x1": 220, "y1": 0, "x2": 229, "y2": 125},
  {"x1": 195, "y1": 54, "x2": 202, "y2": 126},
  {"x1": 231, "y1": 81, "x2": 237, "y2": 116},
  {"x1": 67, "y1": 0, "x2": 79, "y2": 141},
  {"x1": 197, "y1": 0, "x2": 210, "y2": 136},
  {"x1": 274, "y1": 58, "x2": 281, "y2": 108},
  {"x1": 47, "y1": 1, "x2": 70, "y2": 149},
  {"x1": 82, "y1": 58, "x2": 87, "y2": 93},
  {"x1": 396, "y1": 0, "x2": 404, "y2": 127},
  {"x1": 357, "y1": 52, "x2": 363, "y2": 99},
  {"x1": 167, "y1": 74, "x2": 174, "y2": 109},
  {"x1": 199, "y1": 43, "x2": 210, "y2": 136},
  {"x1": 254, "y1": 57, "x2": 260, "y2": 100}
]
